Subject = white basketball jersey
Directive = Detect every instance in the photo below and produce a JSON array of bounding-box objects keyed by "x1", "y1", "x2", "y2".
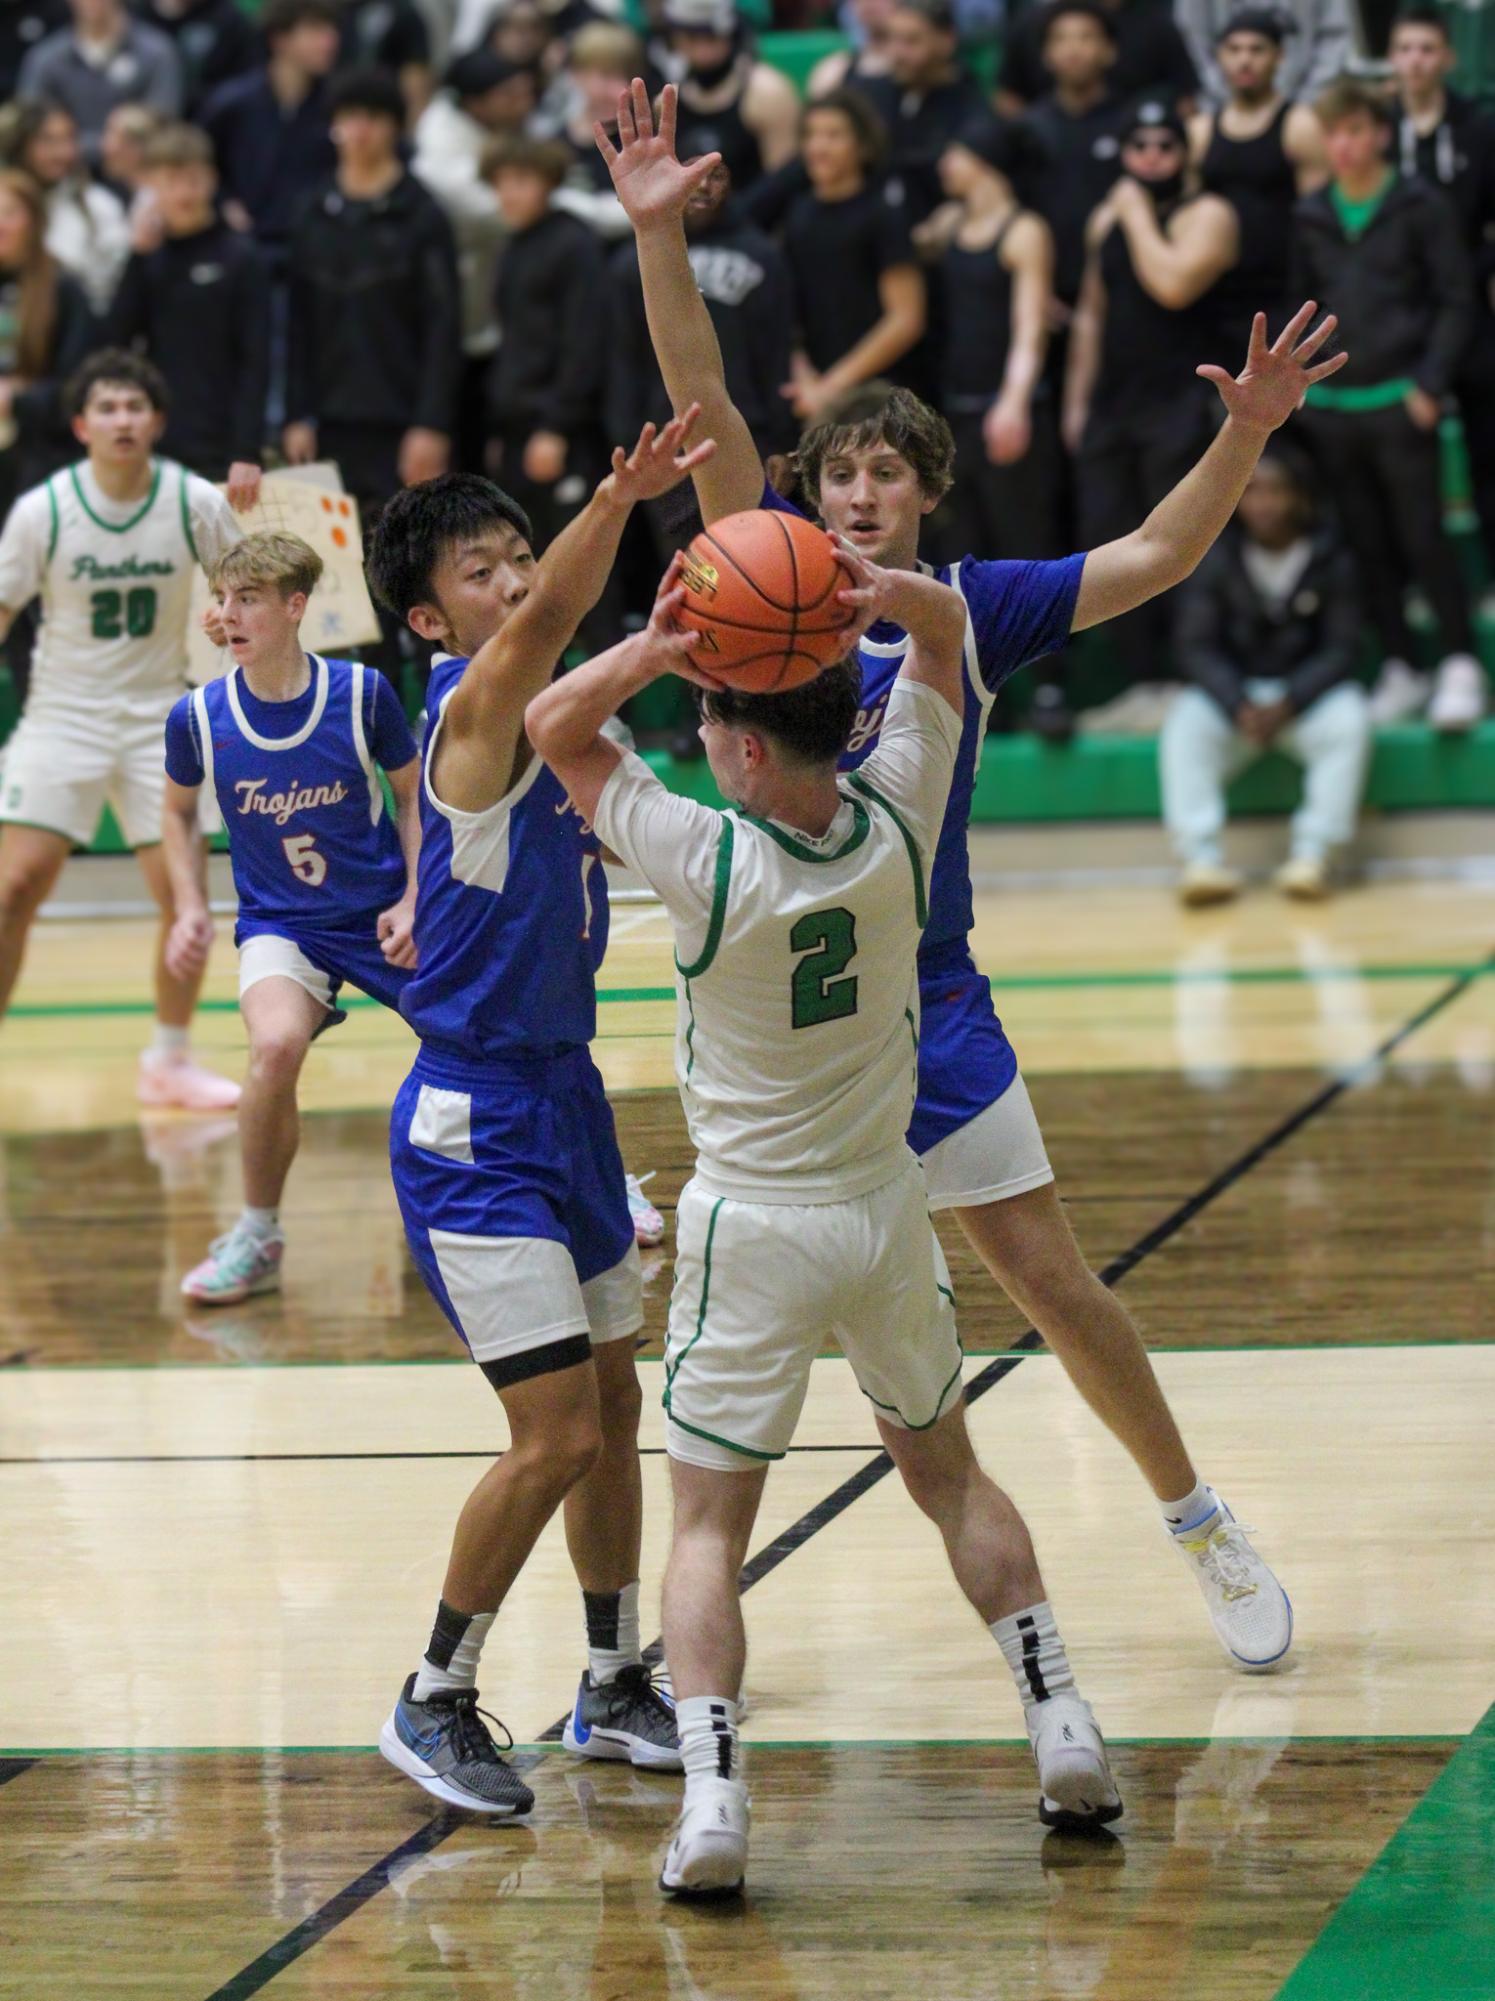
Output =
[
  {"x1": 10, "y1": 461, "x2": 233, "y2": 712},
  {"x1": 673, "y1": 787, "x2": 929, "y2": 1201}
]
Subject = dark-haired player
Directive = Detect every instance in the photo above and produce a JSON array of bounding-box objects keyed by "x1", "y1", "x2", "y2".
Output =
[
  {"x1": 528, "y1": 549, "x2": 1121, "y2": 1895},
  {"x1": 365, "y1": 414, "x2": 712, "y2": 1817},
  {"x1": 0, "y1": 348, "x2": 250, "y2": 1107},
  {"x1": 603, "y1": 81, "x2": 1344, "y2": 1674}
]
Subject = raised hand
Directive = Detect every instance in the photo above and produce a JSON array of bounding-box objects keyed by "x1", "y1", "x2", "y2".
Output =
[
  {"x1": 830, "y1": 532, "x2": 893, "y2": 642},
  {"x1": 1197, "y1": 302, "x2": 1347, "y2": 434},
  {"x1": 606, "y1": 404, "x2": 717, "y2": 506},
  {"x1": 596, "y1": 79, "x2": 722, "y2": 228}
]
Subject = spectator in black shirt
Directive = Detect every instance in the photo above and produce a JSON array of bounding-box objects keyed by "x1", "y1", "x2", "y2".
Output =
[
  {"x1": 1161, "y1": 448, "x2": 1368, "y2": 905},
  {"x1": 338, "y1": 0, "x2": 434, "y2": 122},
  {"x1": 783, "y1": 88, "x2": 926, "y2": 424},
  {"x1": 1001, "y1": 0, "x2": 1197, "y2": 119},
  {"x1": 135, "y1": 0, "x2": 260, "y2": 118},
  {"x1": 284, "y1": 65, "x2": 461, "y2": 677},
  {"x1": 854, "y1": 0, "x2": 990, "y2": 222},
  {"x1": 1390, "y1": 7, "x2": 1495, "y2": 613},
  {"x1": 201, "y1": 0, "x2": 340, "y2": 262},
  {"x1": 1021, "y1": 0, "x2": 1125, "y2": 311},
  {"x1": 486, "y1": 133, "x2": 615, "y2": 642},
  {"x1": 103, "y1": 122, "x2": 269, "y2": 484}
]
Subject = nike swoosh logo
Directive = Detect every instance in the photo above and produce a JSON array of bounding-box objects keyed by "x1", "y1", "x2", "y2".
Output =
[
  {"x1": 571, "y1": 1704, "x2": 592, "y2": 1744},
  {"x1": 399, "y1": 1717, "x2": 446, "y2": 1760}
]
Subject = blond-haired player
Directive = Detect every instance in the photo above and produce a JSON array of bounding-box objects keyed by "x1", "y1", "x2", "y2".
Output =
[
  {"x1": 162, "y1": 532, "x2": 421, "y2": 1303},
  {"x1": 527, "y1": 546, "x2": 1121, "y2": 1899},
  {"x1": 0, "y1": 348, "x2": 254, "y2": 1107}
]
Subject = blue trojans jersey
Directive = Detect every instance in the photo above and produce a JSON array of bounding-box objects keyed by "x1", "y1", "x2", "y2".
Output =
[
  {"x1": 762, "y1": 489, "x2": 1085, "y2": 962},
  {"x1": 175, "y1": 655, "x2": 408, "y2": 938},
  {"x1": 399, "y1": 651, "x2": 610, "y2": 1060}
]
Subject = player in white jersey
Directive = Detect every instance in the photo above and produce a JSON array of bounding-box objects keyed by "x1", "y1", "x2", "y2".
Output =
[
  {"x1": 527, "y1": 547, "x2": 1121, "y2": 1899},
  {"x1": 0, "y1": 349, "x2": 253, "y2": 1107}
]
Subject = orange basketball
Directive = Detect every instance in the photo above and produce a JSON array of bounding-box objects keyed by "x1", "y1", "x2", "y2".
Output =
[{"x1": 674, "y1": 510, "x2": 858, "y2": 693}]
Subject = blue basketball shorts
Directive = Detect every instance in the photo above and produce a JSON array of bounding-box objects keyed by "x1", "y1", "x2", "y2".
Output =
[
  {"x1": 390, "y1": 1041, "x2": 642, "y2": 1384},
  {"x1": 236, "y1": 920, "x2": 410, "y2": 1026}
]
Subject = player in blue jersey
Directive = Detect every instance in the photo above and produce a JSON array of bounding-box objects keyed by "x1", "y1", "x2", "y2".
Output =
[
  {"x1": 161, "y1": 531, "x2": 422, "y2": 1305},
  {"x1": 602, "y1": 81, "x2": 1349, "y2": 1674},
  {"x1": 364, "y1": 412, "x2": 714, "y2": 1818}
]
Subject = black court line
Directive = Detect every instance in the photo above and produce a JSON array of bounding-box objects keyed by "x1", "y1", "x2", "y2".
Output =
[
  {"x1": 0, "y1": 1758, "x2": 37, "y2": 1789},
  {"x1": 203, "y1": 957, "x2": 1485, "y2": 1998},
  {"x1": 0, "y1": 1443, "x2": 880, "y2": 1468}
]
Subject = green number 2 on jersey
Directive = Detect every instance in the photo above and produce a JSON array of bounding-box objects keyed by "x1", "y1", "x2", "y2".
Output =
[
  {"x1": 790, "y1": 906, "x2": 859, "y2": 1029},
  {"x1": 90, "y1": 586, "x2": 158, "y2": 641}
]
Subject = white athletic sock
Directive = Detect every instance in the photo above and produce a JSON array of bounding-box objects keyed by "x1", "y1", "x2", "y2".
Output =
[
  {"x1": 240, "y1": 1206, "x2": 279, "y2": 1241},
  {"x1": 676, "y1": 1694, "x2": 740, "y2": 1787},
  {"x1": 1160, "y1": 1480, "x2": 1220, "y2": 1536},
  {"x1": 150, "y1": 1024, "x2": 190, "y2": 1058},
  {"x1": 991, "y1": 1602, "x2": 1077, "y2": 1714},
  {"x1": 412, "y1": 1600, "x2": 496, "y2": 1701},
  {"x1": 584, "y1": 1580, "x2": 642, "y2": 1685}
]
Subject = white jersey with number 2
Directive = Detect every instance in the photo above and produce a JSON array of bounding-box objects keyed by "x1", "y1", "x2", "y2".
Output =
[{"x1": 594, "y1": 678, "x2": 962, "y2": 1204}]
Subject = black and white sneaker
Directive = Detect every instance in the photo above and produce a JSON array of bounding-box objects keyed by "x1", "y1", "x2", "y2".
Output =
[
  {"x1": 562, "y1": 1663, "x2": 682, "y2": 1770},
  {"x1": 379, "y1": 1674, "x2": 534, "y2": 1815}
]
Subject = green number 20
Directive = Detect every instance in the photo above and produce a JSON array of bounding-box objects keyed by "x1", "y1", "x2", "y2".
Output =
[
  {"x1": 90, "y1": 586, "x2": 158, "y2": 641},
  {"x1": 790, "y1": 906, "x2": 859, "y2": 1029}
]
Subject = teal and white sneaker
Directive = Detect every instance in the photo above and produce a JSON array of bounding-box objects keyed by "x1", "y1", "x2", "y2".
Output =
[
  {"x1": 180, "y1": 1225, "x2": 284, "y2": 1306},
  {"x1": 563, "y1": 1664, "x2": 682, "y2": 1770}
]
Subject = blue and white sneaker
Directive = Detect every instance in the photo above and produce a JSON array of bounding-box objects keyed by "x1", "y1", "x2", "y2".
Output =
[
  {"x1": 379, "y1": 1675, "x2": 534, "y2": 1815},
  {"x1": 1170, "y1": 1489, "x2": 1293, "y2": 1671},
  {"x1": 562, "y1": 1664, "x2": 682, "y2": 1770}
]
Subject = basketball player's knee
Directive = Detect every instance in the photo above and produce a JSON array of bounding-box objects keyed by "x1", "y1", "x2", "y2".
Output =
[
  {"x1": 0, "y1": 859, "x2": 54, "y2": 928},
  {"x1": 248, "y1": 1028, "x2": 310, "y2": 1088},
  {"x1": 513, "y1": 1407, "x2": 602, "y2": 1495},
  {"x1": 596, "y1": 1354, "x2": 643, "y2": 1442}
]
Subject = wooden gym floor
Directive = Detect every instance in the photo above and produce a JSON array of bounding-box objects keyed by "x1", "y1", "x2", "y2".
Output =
[{"x1": 1, "y1": 872, "x2": 1492, "y2": 2000}]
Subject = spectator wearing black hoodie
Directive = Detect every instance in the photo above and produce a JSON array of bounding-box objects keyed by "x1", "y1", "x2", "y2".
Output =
[
  {"x1": 285, "y1": 65, "x2": 460, "y2": 679},
  {"x1": 1389, "y1": 4, "x2": 1495, "y2": 721},
  {"x1": 1161, "y1": 449, "x2": 1368, "y2": 906},
  {"x1": 135, "y1": 0, "x2": 259, "y2": 117},
  {"x1": 485, "y1": 134, "x2": 615, "y2": 644},
  {"x1": 201, "y1": 0, "x2": 340, "y2": 263},
  {"x1": 1293, "y1": 77, "x2": 1484, "y2": 732},
  {"x1": 0, "y1": 3, "x2": 67, "y2": 102},
  {"x1": 103, "y1": 122, "x2": 269, "y2": 481},
  {"x1": 852, "y1": 0, "x2": 990, "y2": 223}
]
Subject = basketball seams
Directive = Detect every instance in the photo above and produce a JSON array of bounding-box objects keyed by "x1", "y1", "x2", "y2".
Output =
[
  {"x1": 775, "y1": 512, "x2": 799, "y2": 693},
  {"x1": 681, "y1": 510, "x2": 858, "y2": 693}
]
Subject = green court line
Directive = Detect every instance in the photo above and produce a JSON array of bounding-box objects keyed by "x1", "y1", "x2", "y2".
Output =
[
  {"x1": 5, "y1": 960, "x2": 1488, "y2": 1022},
  {"x1": 1275, "y1": 1704, "x2": 1495, "y2": 2001}
]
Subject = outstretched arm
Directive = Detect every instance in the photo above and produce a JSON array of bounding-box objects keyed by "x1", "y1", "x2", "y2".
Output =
[
  {"x1": 1073, "y1": 302, "x2": 1346, "y2": 632},
  {"x1": 598, "y1": 81, "x2": 767, "y2": 524},
  {"x1": 434, "y1": 409, "x2": 714, "y2": 814},
  {"x1": 525, "y1": 564, "x2": 716, "y2": 826}
]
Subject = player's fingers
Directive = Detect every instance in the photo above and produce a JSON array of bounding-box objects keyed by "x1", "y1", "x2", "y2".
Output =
[
  {"x1": 675, "y1": 440, "x2": 717, "y2": 471},
  {"x1": 594, "y1": 120, "x2": 619, "y2": 167},
  {"x1": 632, "y1": 421, "x2": 658, "y2": 462},
  {"x1": 658, "y1": 81, "x2": 676, "y2": 150},
  {"x1": 1305, "y1": 351, "x2": 1350, "y2": 383},
  {"x1": 685, "y1": 150, "x2": 722, "y2": 190},
  {"x1": 632, "y1": 75, "x2": 653, "y2": 140},
  {"x1": 1293, "y1": 310, "x2": 1338, "y2": 361},
  {"x1": 616, "y1": 88, "x2": 638, "y2": 148},
  {"x1": 1272, "y1": 300, "x2": 1314, "y2": 355},
  {"x1": 1195, "y1": 364, "x2": 1233, "y2": 387}
]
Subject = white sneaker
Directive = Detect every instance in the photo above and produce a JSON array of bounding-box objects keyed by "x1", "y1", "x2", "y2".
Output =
[
  {"x1": 659, "y1": 1778, "x2": 749, "y2": 1897},
  {"x1": 1027, "y1": 1693, "x2": 1122, "y2": 1832},
  {"x1": 181, "y1": 1225, "x2": 284, "y2": 1305},
  {"x1": 1178, "y1": 861, "x2": 1243, "y2": 909},
  {"x1": 1367, "y1": 657, "x2": 1429, "y2": 725},
  {"x1": 625, "y1": 1171, "x2": 665, "y2": 1248},
  {"x1": 1427, "y1": 653, "x2": 1488, "y2": 732},
  {"x1": 1170, "y1": 1489, "x2": 1293, "y2": 1671},
  {"x1": 1274, "y1": 855, "x2": 1330, "y2": 901}
]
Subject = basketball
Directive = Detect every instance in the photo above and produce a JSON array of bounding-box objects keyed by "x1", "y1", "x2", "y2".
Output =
[{"x1": 674, "y1": 509, "x2": 859, "y2": 693}]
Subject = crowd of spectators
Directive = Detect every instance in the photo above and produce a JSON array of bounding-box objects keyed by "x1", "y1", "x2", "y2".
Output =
[{"x1": 0, "y1": 0, "x2": 1492, "y2": 873}]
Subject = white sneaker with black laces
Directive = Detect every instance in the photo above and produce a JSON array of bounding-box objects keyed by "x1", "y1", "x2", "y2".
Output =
[
  {"x1": 1170, "y1": 1489, "x2": 1293, "y2": 1671},
  {"x1": 1027, "y1": 1693, "x2": 1123, "y2": 1832},
  {"x1": 660, "y1": 1777, "x2": 750, "y2": 1897}
]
